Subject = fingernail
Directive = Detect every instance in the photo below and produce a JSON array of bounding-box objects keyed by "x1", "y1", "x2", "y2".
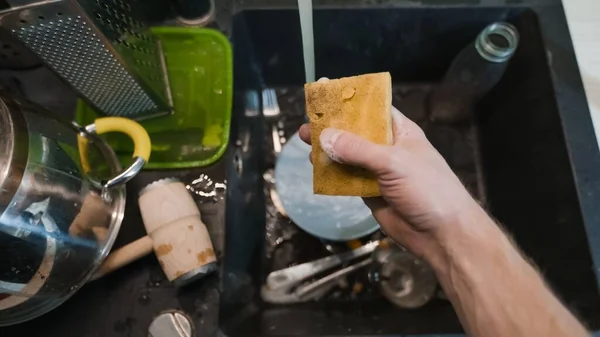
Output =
[{"x1": 320, "y1": 128, "x2": 343, "y2": 162}]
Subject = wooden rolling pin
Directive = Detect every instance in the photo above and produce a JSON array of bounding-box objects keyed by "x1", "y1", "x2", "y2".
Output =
[{"x1": 92, "y1": 178, "x2": 217, "y2": 285}]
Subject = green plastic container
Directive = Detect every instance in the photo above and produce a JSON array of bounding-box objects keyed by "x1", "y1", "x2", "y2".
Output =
[{"x1": 76, "y1": 27, "x2": 232, "y2": 169}]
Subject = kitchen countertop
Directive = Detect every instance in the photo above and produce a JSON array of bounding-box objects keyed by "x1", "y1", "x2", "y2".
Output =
[
  {"x1": 564, "y1": 0, "x2": 600, "y2": 148},
  {"x1": 2, "y1": 0, "x2": 600, "y2": 336}
]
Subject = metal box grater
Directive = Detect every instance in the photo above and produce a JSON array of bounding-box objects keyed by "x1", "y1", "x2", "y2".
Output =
[{"x1": 0, "y1": 0, "x2": 173, "y2": 120}]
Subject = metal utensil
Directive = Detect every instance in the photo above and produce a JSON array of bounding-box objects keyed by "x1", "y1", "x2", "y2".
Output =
[
  {"x1": 295, "y1": 258, "x2": 372, "y2": 299},
  {"x1": 262, "y1": 88, "x2": 283, "y2": 154},
  {"x1": 149, "y1": 310, "x2": 194, "y2": 337},
  {"x1": 375, "y1": 245, "x2": 437, "y2": 309},
  {"x1": 173, "y1": 0, "x2": 215, "y2": 27},
  {"x1": 0, "y1": 0, "x2": 173, "y2": 120},
  {"x1": 261, "y1": 240, "x2": 379, "y2": 303}
]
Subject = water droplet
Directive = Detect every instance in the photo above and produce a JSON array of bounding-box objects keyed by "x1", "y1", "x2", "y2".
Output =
[
  {"x1": 138, "y1": 291, "x2": 151, "y2": 305},
  {"x1": 11, "y1": 267, "x2": 16, "y2": 271}
]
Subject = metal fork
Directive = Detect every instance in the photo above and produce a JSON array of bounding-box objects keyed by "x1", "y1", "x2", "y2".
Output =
[
  {"x1": 262, "y1": 89, "x2": 283, "y2": 154},
  {"x1": 261, "y1": 240, "x2": 380, "y2": 303}
]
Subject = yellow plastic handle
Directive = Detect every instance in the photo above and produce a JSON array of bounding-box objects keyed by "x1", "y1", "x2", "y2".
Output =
[{"x1": 94, "y1": 117, "x2": 151, "y2": 162}]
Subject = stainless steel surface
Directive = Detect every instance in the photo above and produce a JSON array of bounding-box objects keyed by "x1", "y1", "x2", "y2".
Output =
[
  {"x1": 262, "y1": 257, "x2": 372, "y2": 304},
  {"x1": 262, "y1": 88, "x2": 280, "y2": 119},
  {"x1": 262, "y1": 89, "x2": 282, "y2": 154},
  {"x1": 475, "y1": 22, "x2": 519, "y2": 63},
  {"x1": 0, "y1": 97, "x2": 25, "y2": 212},
  {"x1": 295, "y1": 257, "x2": 372, "y2": 298},
  {"x1": 244, "y1": 90, "x2": 259, "y2": 117},
  {"x1": 84, "y1": 124, "x2": 146, "y2": 190},
  {"x1": 0, "y1": 28, "x2": 41, "y2": 69},
  {"x1": 172, "y1": 261, "x2": 217, "y2": 288},
  {"x1": 156, "y1": 40, "x2": 174, "y2": 109},
  {"x1": 0, "y1": 0, "x2": 172, "y2": 120},
  {"x1": 149, "y1": 311, "x2": 194, "y2": 337},
  {"x1": 5, "y1": 1, "x2": 34, "y2": 7},
  {"x1": 377, "y1": 247, "x2": 437, "y2": 309},
  {"x1": 261, "y1": 241, "x2": 379, "y2": 303},
  {"x1": 175, "y1": 0, "x2": 215, "y2": 27},
  {"x1": 104, "y1": 157, "x2": 146, "y2": 190},
  {"x1": 0, "y1": 95, "x2": 127, "y2": 325}
]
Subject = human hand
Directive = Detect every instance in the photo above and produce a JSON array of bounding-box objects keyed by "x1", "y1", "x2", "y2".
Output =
[{"x1": 299, "y1": 106, "x2": 482, "y2": 259}]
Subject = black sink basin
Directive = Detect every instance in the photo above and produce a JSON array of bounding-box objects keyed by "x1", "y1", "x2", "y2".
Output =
[{"x1": 222, "y1": 6, "x2": 600, "y2": 336}]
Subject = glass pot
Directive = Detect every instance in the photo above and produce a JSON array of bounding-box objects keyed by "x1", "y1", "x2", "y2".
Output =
[{"x1": 0, "y1": 94, "x2": 150, "y2": 325}]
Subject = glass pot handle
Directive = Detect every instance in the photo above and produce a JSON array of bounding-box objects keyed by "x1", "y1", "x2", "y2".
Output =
[{"x1": 84, "y1": 117, "x2": 151, "y2": 189}]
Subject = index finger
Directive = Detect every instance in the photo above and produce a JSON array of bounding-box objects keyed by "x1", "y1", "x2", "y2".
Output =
[{"x1": 299, "y1": 123, "x2": 311, "y2": 145}]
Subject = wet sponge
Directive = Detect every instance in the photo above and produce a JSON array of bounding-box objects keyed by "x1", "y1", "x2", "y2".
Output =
[{"x1": 304, "y1": 72, "x2": 393, "y2": 197}]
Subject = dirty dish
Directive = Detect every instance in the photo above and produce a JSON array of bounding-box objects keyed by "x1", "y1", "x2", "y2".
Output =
[{"x1": 275, "y1": 133, "x2": 379, "y2": 241}]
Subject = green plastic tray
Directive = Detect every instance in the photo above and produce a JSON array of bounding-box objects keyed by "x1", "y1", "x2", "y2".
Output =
[{"x1": 76, "y1": 27, "x2": 232, "y2": 169}]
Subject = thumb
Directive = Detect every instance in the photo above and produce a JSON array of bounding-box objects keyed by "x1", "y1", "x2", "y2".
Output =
[{"x1": 319, "y1": 128, "x2": 397, "y2": 175}]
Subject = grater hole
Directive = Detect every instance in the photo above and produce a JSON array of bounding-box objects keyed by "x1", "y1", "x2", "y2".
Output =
[
  {"x1": 38, "y1": 16, "x2": 45, "y2": 20},
  {"x1": 20, "y1": 13, "x2": 163, "y2": 119}
]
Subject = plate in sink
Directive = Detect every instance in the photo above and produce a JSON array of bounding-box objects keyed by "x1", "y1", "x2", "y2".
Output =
[{"x1": 275, "y1": 133, "x2": 379, "y2": 241}]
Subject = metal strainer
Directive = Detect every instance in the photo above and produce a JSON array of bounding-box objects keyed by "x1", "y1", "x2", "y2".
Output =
[{"x1": 0, "y1": 0, "x2": 172, "y2": 120}]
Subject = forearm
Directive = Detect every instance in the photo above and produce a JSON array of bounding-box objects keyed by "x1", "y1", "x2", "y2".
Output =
[{"x1": 425, "y1": 202, "x2": 589, "y2": 337}]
